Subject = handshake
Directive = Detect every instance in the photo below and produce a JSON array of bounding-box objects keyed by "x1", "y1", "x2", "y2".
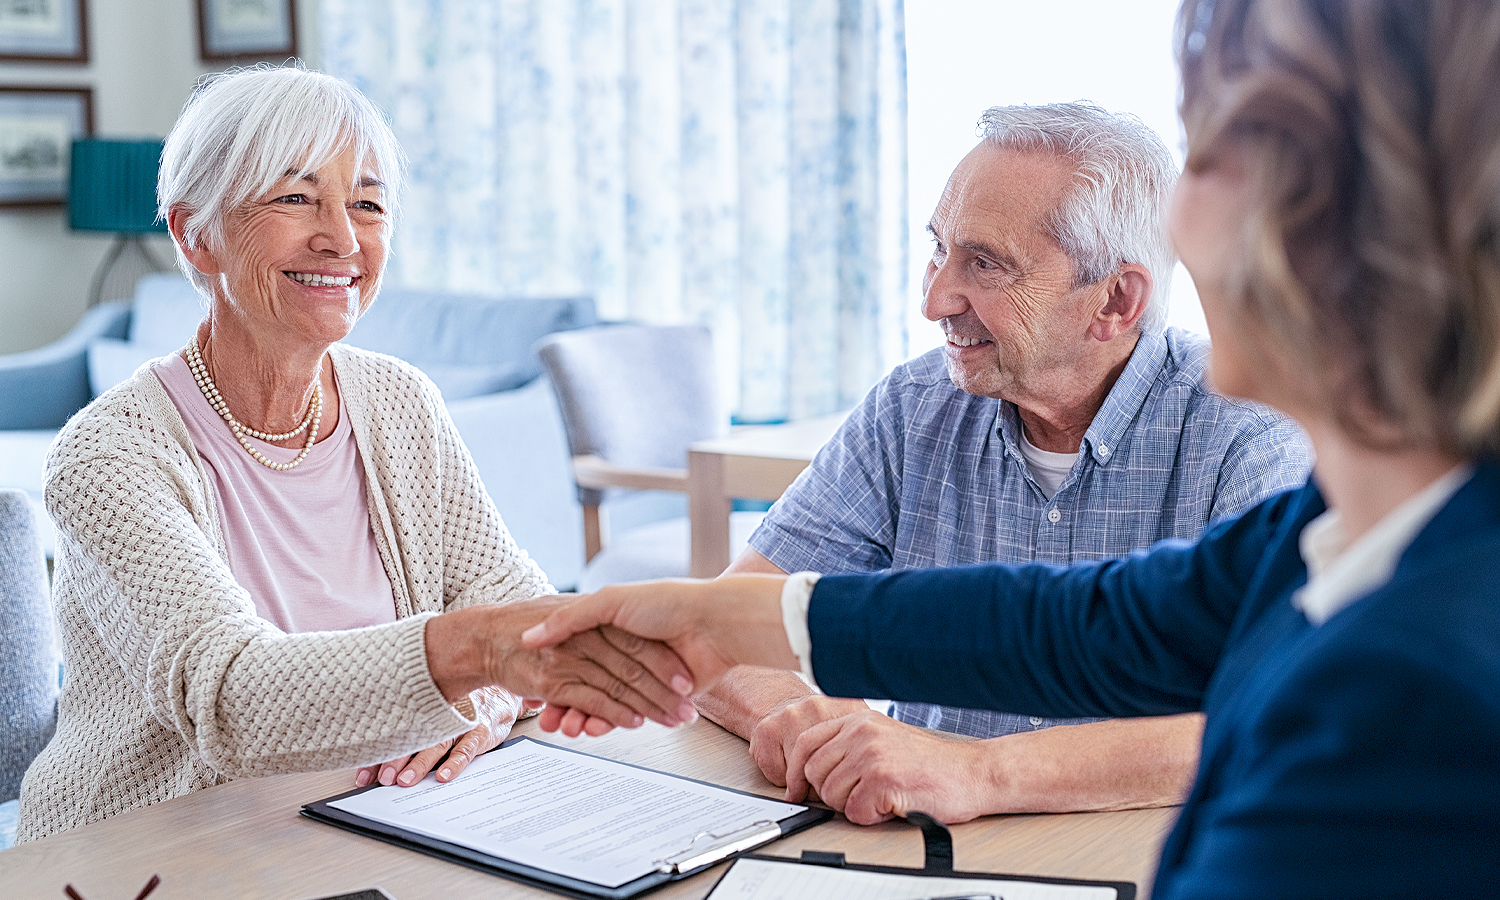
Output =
[{"x1": 428, "y1": 574, "x2": 801, "y2": 738}]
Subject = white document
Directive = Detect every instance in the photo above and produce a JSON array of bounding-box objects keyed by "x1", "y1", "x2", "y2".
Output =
[
  {"x1": 328, "y1": 738, "x2": 806, "y2": 889},
  {"x1": 709, "y1": 857, "x2": 1122, "y2": 899}
]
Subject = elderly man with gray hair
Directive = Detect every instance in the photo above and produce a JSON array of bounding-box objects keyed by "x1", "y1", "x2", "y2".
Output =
[{"x1": 695, "y1": 102, "x2": 1313, "y2": 824}]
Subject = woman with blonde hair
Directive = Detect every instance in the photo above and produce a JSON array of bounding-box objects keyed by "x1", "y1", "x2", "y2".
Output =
[{"x1": 526, "y1": 0, "x2": 1500, "y2": 895}]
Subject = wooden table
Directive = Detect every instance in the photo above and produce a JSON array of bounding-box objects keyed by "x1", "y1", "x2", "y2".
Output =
[
  {"x1": 0, "y1": 717, "x2": 1173, "y2": 900},
  {"x1": 687, "y1": 413, "x2": 847, "y2": 577}
]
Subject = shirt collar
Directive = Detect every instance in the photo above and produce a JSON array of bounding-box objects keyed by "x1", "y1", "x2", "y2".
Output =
[
  {"x1": 1081, "y1": 330, "x2": 1167, "y2": 467},
  {"x1": 995, "y1": 330, "x2": 1168, "y2": 469},
  {"x1": 1294, "y1": 463, "x2": 1473, "y2": 625}
]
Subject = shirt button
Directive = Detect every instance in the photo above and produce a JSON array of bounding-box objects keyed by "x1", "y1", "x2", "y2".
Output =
[
  {"x1": 1030, "y1": 716, "x2": 1043, "y2": 727},
  {"x1": 1046, "y1": 508, "x2": 1061, "y2": 523},
  {"x1": 1098, "y1": 443, "x2": 1110, "y2": 457}
]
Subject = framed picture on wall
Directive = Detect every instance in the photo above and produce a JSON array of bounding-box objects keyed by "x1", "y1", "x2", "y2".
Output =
[
  {"x1": 0, "y1": 0, "x2": 89, "y2": 63},
  {"x1": 0, "y1": 86, "x2": 93, "y2": 207},
  {"x1": 197, "y1": 0, "x2": 297, "y2": 61}
]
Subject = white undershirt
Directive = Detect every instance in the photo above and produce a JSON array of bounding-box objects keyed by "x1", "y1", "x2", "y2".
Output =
[{"x1": 1018, "y1": 428, "x2": 1079, "y2": 500}]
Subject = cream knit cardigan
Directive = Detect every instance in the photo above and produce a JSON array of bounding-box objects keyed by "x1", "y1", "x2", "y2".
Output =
[{"x1": 17, "y1": 345, "x2": 552, "y2": 842}]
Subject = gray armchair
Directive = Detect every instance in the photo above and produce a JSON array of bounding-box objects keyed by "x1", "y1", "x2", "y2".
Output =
[
  {"x1": 0, "y1": 488, "x2": 58, "y2": 848},
  {"x1": 536, "y1": 324, "x2": 763, "y2": 590}
]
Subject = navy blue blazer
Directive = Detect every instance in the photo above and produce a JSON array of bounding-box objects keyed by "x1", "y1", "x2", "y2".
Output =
[{"x1": 810, "y1": 462, "x2": 1500, "y2": 900}]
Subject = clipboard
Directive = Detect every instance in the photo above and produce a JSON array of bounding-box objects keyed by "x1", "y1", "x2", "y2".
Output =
[
  {"x1": 704, "y1": 812, "x2": 1137, "y2": 899},
  {"x1": 300, "y1": 736, "x2": 833, "y2": 900}
]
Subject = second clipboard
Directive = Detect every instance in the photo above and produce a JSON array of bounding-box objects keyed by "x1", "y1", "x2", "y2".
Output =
[{"x1": 702, "y1": 813, "x2": 1135, "y2": 900}]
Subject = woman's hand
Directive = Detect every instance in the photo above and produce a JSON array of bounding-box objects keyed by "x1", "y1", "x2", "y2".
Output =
[
  {"x1": 355, "y1": 687, "x2": 520, "y2": 788},
  {"x1": 425, "y1": 594, "x2": 700, "y2": 732}
]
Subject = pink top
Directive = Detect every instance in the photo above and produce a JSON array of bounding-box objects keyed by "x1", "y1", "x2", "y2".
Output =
[{"x1": 155, "y1": 353, "x2": 397, "y2": 633}]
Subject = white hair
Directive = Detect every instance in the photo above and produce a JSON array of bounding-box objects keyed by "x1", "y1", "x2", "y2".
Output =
[
  {"x1": 978, "y1": 102, "x2": 1179, "y2": 334},
  {"x1": 158, "y1": 65, "x2": 405, "y2": 295}
]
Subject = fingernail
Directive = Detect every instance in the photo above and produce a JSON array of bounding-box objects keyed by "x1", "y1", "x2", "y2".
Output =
[
  {"x1": 438, "y1": 767, "x2": 452, "y2": 780},
  {"x1": 632, "y1": 714, "x2": 644, "y2": 728},
  {"x1": 670, "y1": 675, "x2": 693, "y2": 695},
  {"x1": 678, "y1": 700, "x2": 698, "y2": 724},
  {"x1": 355, "y1": 770, "x2": 370, "y2": 786},
  {"x1": 398, "y1": 769, "x2": 417, "y2": 786},
  {"x1": 379, "y1": 766, "x2": 396, "y2": 785},
  {"x1": 520, "y1": 623, "x2": 545, "y2": 643}
]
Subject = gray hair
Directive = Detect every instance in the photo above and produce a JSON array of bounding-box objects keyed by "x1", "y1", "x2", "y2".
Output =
[
  {"x1": 978, "y1": 102, "x2": 1179, "y2": 334},
  {"x1": 158, "y1": 65, "x2": 405, "y2": 295}
]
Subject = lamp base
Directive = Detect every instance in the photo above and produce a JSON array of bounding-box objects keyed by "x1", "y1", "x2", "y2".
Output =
[{"x1": 89, "y1": 234, "x2": 170, "y2": 307}]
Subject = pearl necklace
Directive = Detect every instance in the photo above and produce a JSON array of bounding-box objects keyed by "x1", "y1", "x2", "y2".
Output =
[{"x1": 187, "y1": 336, "x2": 323, "y2": 472}]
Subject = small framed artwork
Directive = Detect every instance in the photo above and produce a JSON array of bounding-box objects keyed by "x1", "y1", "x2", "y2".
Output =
[
  {"x1": 0, "y1": 0, "x2": 89, "y2": 63},
  {"x1": 0, "y1": 86, "x2": 93, "y2": 207},
  {"x1": 196, "y1": 0, "x2": 297, "y2": 62}
]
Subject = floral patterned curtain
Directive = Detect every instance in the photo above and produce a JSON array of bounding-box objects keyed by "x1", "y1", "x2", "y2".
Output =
[{"x1": 320, "y1": 0, "x2": 908, "y2": 420}]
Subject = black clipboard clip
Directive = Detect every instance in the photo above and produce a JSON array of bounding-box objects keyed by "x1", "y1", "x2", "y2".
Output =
[
  {"x1": 795, "y1": 811, "x2": 954, "y2": 872},
  {"x1": 654, "y1": 819, "x2": 782, "y2": 874}
]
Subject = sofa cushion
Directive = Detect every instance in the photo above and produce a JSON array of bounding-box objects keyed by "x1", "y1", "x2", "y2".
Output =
[
  {"x1": 81, "y1": 274, "x2": 205, "y2": 397},
  {"x1": 418, "y1": 362, "x2": 532, "y2": 401},
  {"x1": 445, "y1": 378, "x2": 584, "y2": 590},
  {"x1": 0, "y1": 430, "x2": 57, "y2": 557},
  {"x1": 127, "y1": 274, "x2": 205, "y2": 350},
  {"x1": 87, "y1": 338, "x2": 159, "y2": 398},
  {"x1": 347, "y1": 288, "x2": 596, "y2": 389}
]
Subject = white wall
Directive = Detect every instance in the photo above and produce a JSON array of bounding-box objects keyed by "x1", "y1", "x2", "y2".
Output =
[
  {"x1": 0, "y1": 0, "x2": 321, "y2": 354},
  {"x1": 904, "y1": 0, "x2": 1203, "y2": 357}
]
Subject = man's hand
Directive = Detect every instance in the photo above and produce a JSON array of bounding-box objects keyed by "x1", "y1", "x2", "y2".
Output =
[
  {"x1": 782, "y1": 709, "x2": 991, "y2": 824},
  {"x1": 356, "y1": 686, "x2": 520, "y2": 787},
  {"x1": 750, "y1": 694, "x2": 874, "y2": 787},
  {"x1": 694, "y1": 666, "x2": 816, "y2": 737},
  {"x1": 783, "y1": 711, "x2": 1203, "y2": 824}
]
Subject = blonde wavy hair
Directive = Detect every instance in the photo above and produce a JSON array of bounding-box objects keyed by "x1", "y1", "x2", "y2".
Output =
[{"x1": 1178, "y1": 0, "x2": 1500, "y2": 456}]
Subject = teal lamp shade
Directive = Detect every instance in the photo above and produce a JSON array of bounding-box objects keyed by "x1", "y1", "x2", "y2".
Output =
[
  {"x1": 68, "y1": 139, "x2": 169, "y2": 234},
  {"x1": 69, "y1": 138, "x2": 172, "y2": 306}
]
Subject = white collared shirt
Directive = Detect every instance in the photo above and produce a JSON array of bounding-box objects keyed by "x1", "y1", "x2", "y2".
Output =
[{"x1": 1294, "y1": 464, "x2": 1472, "y2": 625}]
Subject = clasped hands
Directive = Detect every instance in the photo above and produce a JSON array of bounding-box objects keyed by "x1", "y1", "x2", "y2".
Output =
[
  {"x1": 517, "y1": 574, "x2": 798, "y2": 736},
  {"x1": 513, "y1": 579, "x2": 986, "y2": 825},
  {"x1": 380, "y1": 578, "x2": 788, "y2": 790},
  {"x1": 397, "y1": 576, "x2": 980, "y2": 826}
]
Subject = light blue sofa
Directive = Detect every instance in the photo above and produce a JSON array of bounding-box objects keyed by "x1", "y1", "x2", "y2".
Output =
[{"x1": 0, "y1": 274, "x2": 594, "y2": 590}]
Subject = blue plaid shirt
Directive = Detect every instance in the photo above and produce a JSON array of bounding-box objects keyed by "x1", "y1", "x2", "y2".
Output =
[{"x1": 750, "y1": 328, "x2": 1313, "y2": 737}]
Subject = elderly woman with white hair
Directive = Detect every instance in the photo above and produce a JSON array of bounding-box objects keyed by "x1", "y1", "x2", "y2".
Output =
[{"x1": 15, "y1": 66, "x2": 692, "y2": 842}]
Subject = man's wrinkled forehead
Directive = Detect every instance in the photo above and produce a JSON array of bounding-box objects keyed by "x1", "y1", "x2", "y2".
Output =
[{"x1": 928, "y1": 144, "x2": 1075, "y2": 253}]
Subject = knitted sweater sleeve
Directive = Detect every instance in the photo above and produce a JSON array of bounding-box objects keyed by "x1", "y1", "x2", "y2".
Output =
[{"x1": 44, "y1": 376, "x2": 475, "y2": 781}]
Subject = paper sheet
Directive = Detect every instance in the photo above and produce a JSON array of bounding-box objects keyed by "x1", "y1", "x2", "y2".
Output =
[
  {"x1": 328, "y1": 738, "x2": 805, "y2": 888},
  {"x1": 708, "y1": 857, "x2": 1121, "y2": 900}
]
